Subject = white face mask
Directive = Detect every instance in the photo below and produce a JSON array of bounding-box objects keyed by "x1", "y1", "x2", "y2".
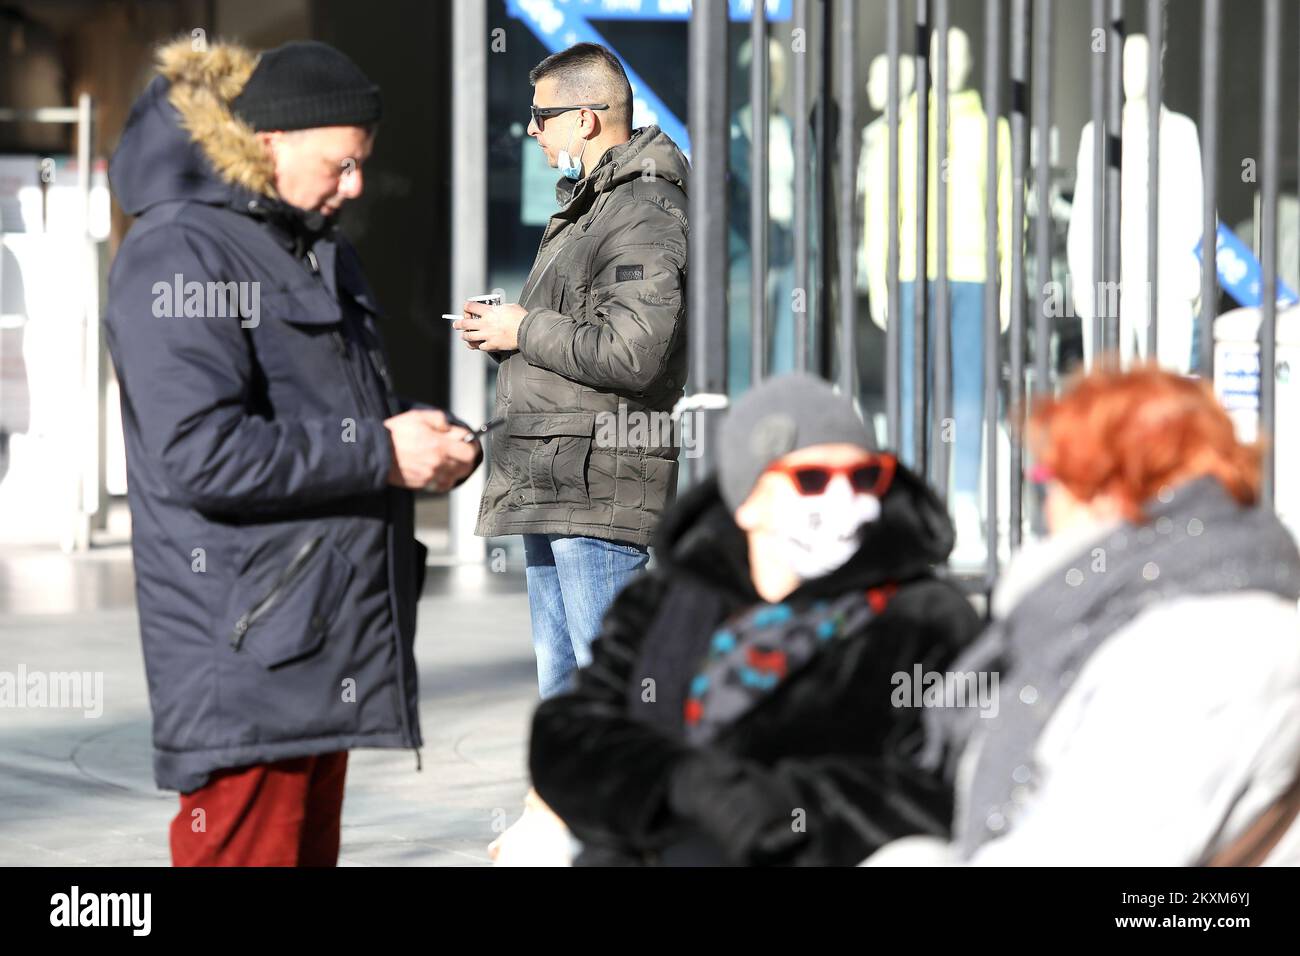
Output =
[
  {"x1": 773, "y1": 479, "x2": 882, "y2": 580},
  {"x1": 557, "y1": 118, "x2": 588, "y2": 181}
]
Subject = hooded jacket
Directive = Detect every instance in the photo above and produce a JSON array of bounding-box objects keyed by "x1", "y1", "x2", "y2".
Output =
[
  {"x1": 528, "y1": 463, "x2": 982, "y2": 865},
  {"x1": 475, "y1": 126, "x2": 690, "y2": 547},
  {"x1": 104, "y1": 39, "x2": 464, "y2": 792}
]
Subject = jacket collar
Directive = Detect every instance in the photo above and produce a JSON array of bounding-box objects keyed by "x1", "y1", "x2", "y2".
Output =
[
  {"x1": 553, "y1": 125, "x2": 664, "y2": 212},
  {"x1": 237, "y1": 189, "x2": 338, "y2": 258}
]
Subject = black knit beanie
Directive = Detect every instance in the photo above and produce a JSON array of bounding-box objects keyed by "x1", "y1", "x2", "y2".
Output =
[{"x1": 231, "y1": 40, "x2": 381, "y2": 131}]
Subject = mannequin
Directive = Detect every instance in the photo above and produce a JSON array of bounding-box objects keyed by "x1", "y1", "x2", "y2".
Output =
[
  {"x1": 1067, "y1": 34, "x2": 1203, "y2": 373},
  {"x1": 895, "y1": 27, "x2": 1013, "y2": 560},
  {"x1": 856, "y1": 53, "x2": 916, "y2": 326}
]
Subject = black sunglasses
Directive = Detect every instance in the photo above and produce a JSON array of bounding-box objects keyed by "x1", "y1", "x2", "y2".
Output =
[{"x1": 529, "y1": 103, "x2": 609, "y2": 129}]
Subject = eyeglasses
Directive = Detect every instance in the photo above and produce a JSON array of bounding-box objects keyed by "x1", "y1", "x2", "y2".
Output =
[
  {"x1": 765, "y1": 454, "x2": 897, "y2": 498},
  {"x1": 529, "y1": 103, "x2": 609, "y2": 129}
]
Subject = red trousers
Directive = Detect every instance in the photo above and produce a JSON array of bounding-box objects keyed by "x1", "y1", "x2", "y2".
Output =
[{"x1": 170, "y1": 751, "x2": 348, "y2": 867}]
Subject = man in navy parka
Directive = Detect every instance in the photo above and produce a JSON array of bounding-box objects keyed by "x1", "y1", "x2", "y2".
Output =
[{"x1": 104, "y1": 37, "x2": 481, "y2": 865}]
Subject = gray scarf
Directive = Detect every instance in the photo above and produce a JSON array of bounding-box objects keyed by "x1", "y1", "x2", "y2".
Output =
[{"x1": 923, "y1": 476, "x2": 1300, "y2": 858}]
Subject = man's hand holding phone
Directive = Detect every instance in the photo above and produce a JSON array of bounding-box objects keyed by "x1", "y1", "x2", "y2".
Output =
[{"x1": 383, "y1": 408, "x2": 480, "y2": 492}]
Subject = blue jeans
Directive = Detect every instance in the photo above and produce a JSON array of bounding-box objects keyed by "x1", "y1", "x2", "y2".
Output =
[
  {"x1": 728, "y1": 236, "x2": 797, "y2": 393},
  {"x1": 898, "y1": 280, "x2": 987, "y2": 499},
  {"x1": 522, "y1": 534, "x2": 650, "y2": 699}
]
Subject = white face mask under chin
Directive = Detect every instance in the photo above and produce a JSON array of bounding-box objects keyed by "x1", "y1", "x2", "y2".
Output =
[
  {"x1": 557, "y1": 124, "x2": 588, "y2": 180},
  {"x1": 774, "y1": 486, "x2": 882, "y2": 581}
]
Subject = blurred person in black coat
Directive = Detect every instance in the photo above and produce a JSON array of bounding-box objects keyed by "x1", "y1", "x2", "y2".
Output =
[{"x1": 526, "y1": 373, "x2": 982, "y2": 866}]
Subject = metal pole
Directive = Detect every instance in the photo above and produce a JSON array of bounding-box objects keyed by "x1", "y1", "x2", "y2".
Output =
[
  {"x1": 816, "y1": 0, "x2": 833, "y2": 378},
  {"x1": 887, "y1": 0, "x2": 903, "y2": 448},
  {"x1": 1198, "y1": 0, "x2": 1220, "y2": 378},
  {"x1": 751, "y1": 2, "x2": 769, "y2": 386},
  {"x1": 1104, "y1": 0, "x2": 1124, "y2": 355},
  {"x1": 932, "y1": 0, "x2": 950, "y2": 503},
  {"x1": 1146, "y1": 0, "x2": 1163, "y2": 360},
  {"x1": 1090, "y1": 0, "x2": 1105, "y2": 363},
  {"x1": 913, "y1": 0, "x2": 931, "y2": 475},
  {"x1": 76, "y1": 92, "x2": 101, "y2": 551},
  {"x1": 1025, "y1": 0, "x2": 1045, "y2": 541},
  {"x1": 687, "y1": 0, "x2": 730, "y2": 468},
  {"x1": 1031, "y1": 0, "x2": 1052, "y2": 400},
  {"x1": 983, "y1": 0, "x2": 1003, "y2": 576},
  {"x1": 1259, "y1": 0, "x2": 1280, "y2": 509},
  {"x1": 837, "y1": 0, "x2": 858, "y2": 399},
  {"x1": 793, "y1": 0, "x2": 811, "y2": 373},
  {"x1": 449, "y1": 0, "x2": 488, "y2": 563}
]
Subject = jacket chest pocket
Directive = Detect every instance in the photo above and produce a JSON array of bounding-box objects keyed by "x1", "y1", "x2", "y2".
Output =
[
  {"x1": 505, "y1": 411, "x2": 595, "y2": 508},
  {"x1": 551, "y1": 238, "x2": 596, "y2": 311},
  {"x1": 229, "y1": 535, "x2": 356, "y2": 668}
]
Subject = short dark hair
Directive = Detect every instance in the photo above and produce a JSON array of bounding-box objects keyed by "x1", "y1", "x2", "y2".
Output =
[{"x1": 528, "y1": 42, "x2": 632, "y2": 132}]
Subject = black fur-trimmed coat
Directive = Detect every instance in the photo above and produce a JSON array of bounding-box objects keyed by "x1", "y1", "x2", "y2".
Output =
[{"x1": 528, "y1": 465, "x2": 983, "y2": 866}]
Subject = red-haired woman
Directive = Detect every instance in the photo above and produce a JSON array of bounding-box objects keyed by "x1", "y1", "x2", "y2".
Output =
[{"x1": 868, "y1": 363, "x2": 1300, "y2": 866}]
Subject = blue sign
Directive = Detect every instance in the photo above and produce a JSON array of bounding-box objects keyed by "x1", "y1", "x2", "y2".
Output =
[
  {"x1": 505, "y1": 0, "x2": 792, "y2": 158},
  {"x1": 1198, "y1": 221, "x2": 1299, "y2": 309}
]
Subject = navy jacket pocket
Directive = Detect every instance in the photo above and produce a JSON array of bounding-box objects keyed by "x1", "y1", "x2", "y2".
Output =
[{"x1": 230, "y1": 535, "x2": 356, "y2": 668}]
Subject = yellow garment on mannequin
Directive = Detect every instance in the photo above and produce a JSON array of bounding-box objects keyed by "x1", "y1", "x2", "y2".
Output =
[{"x1": 883, "y1": 88, "x2": 1013, "y2": 330}]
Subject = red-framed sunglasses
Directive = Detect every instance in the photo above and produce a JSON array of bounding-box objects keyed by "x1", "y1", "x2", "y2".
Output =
[{"x1": 765, "y1": 453, "x2": 897, "y2": 498}]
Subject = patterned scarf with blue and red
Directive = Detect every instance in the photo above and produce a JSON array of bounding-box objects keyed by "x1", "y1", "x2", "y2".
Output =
[{"x1": 682, "y1": 583, "x2": 897, "y2": 745}]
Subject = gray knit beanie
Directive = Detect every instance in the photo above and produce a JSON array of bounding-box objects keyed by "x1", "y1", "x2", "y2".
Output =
[{"x1": 718, "y1": 372, "x2": 877, "y2": 513}]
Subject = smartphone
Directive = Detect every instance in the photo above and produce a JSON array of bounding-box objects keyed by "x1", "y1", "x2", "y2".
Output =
[{"x1": 462, "y1": 416, "x2": 507, "y2": 443}]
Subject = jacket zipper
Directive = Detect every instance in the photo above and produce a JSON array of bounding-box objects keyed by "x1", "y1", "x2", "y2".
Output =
[
  {"x1": 332, "y1": 329, "x2": 384, "y2": 420},
  {"x1": 318, "y1": 257, "x2": 417, "y2": 763},
  {"x1": 519, "y1": 185, "x2": 614, "y2": 308},
  {"x1": 232, "y1": 535, "x2": 325, "y2": 649},
  {"x1": 519, "y1": 246, "x2": 566, "y2": 309}
]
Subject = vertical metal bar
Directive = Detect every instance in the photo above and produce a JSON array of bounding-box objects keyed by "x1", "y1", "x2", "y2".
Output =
[
  {"x1": 1026, "y1": 0, "x2": 1047, "y2": 542},
  {"x1": 1031, "y1": 0, "x2": 1052, "y2": 399},
  {"x1": 1104, "y1": 0, "x2": 1124, "y2": 355},
  {"x1": 1090, "y1": 0, "x2": 1105, "y2": 363},
  {"x1": 1259, "y1": 0, "x2": 1280, "y2": 509},
  {"x1": 816, "y1": 0, "x2": 833, "y2": 378},
  {"x1": 450, "y1": 0, "x2": 488, "y2": 563},
  {"x1": 1008, "y1": 0, "x2": 1029, "y2": 554},
  {"x1": 75, "y1": 92, "x2": 99, "y2": 550},
  {"x1": 913, "y1": 0, "x2": 931, "y2": 474},
  {"x1": 688, "y1": 0, "x2": 730, "y2": 468},
  {"x1": 793, "y1": 0, "x2": 811, "y2": 373},
  {"x1": 887, "y1": 0, "x2": 903, "y2": 448},
  {"x1": 751, "y1": 3, "x2": 769, "y2": 387},
  {"x1": 1199, "y1": 0, "x2": 1219, "y2": 378},
  {"x1": 932, "y1": 0, "x2": 950, "y2": 503},
  {"x1": 983, "y1": 0, "x2": 1003, "y2": 577},
  {"x1": 837, "y1": 0, "x2": 858, "y2": 398},
  {"x1": 1146, "y1": 0, "x2": 1163, "y2": 359}
]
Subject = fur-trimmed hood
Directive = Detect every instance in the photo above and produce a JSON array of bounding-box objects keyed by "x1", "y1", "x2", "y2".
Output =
[{"x1": 111, "y1": 37, "x2": 276, "y2": 215}]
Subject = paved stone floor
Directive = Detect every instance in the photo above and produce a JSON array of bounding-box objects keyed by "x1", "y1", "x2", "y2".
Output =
[{"x1": 0, "y1": 543, "x2": 539, "y2": 867}]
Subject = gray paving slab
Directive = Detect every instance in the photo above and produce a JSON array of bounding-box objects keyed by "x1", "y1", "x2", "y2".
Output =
[{"x1": 0, "y1": 549, "x2": 539, "y2": 867}]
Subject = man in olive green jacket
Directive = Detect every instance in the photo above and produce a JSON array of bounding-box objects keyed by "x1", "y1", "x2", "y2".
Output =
[{"x1": 456, "y1": 43, "x2": 688, "y2": 698}]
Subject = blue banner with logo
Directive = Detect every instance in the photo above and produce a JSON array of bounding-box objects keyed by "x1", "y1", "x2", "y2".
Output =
[{"x1": 1198, "y1": 221, "x2": 1298, "y2": 309}]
